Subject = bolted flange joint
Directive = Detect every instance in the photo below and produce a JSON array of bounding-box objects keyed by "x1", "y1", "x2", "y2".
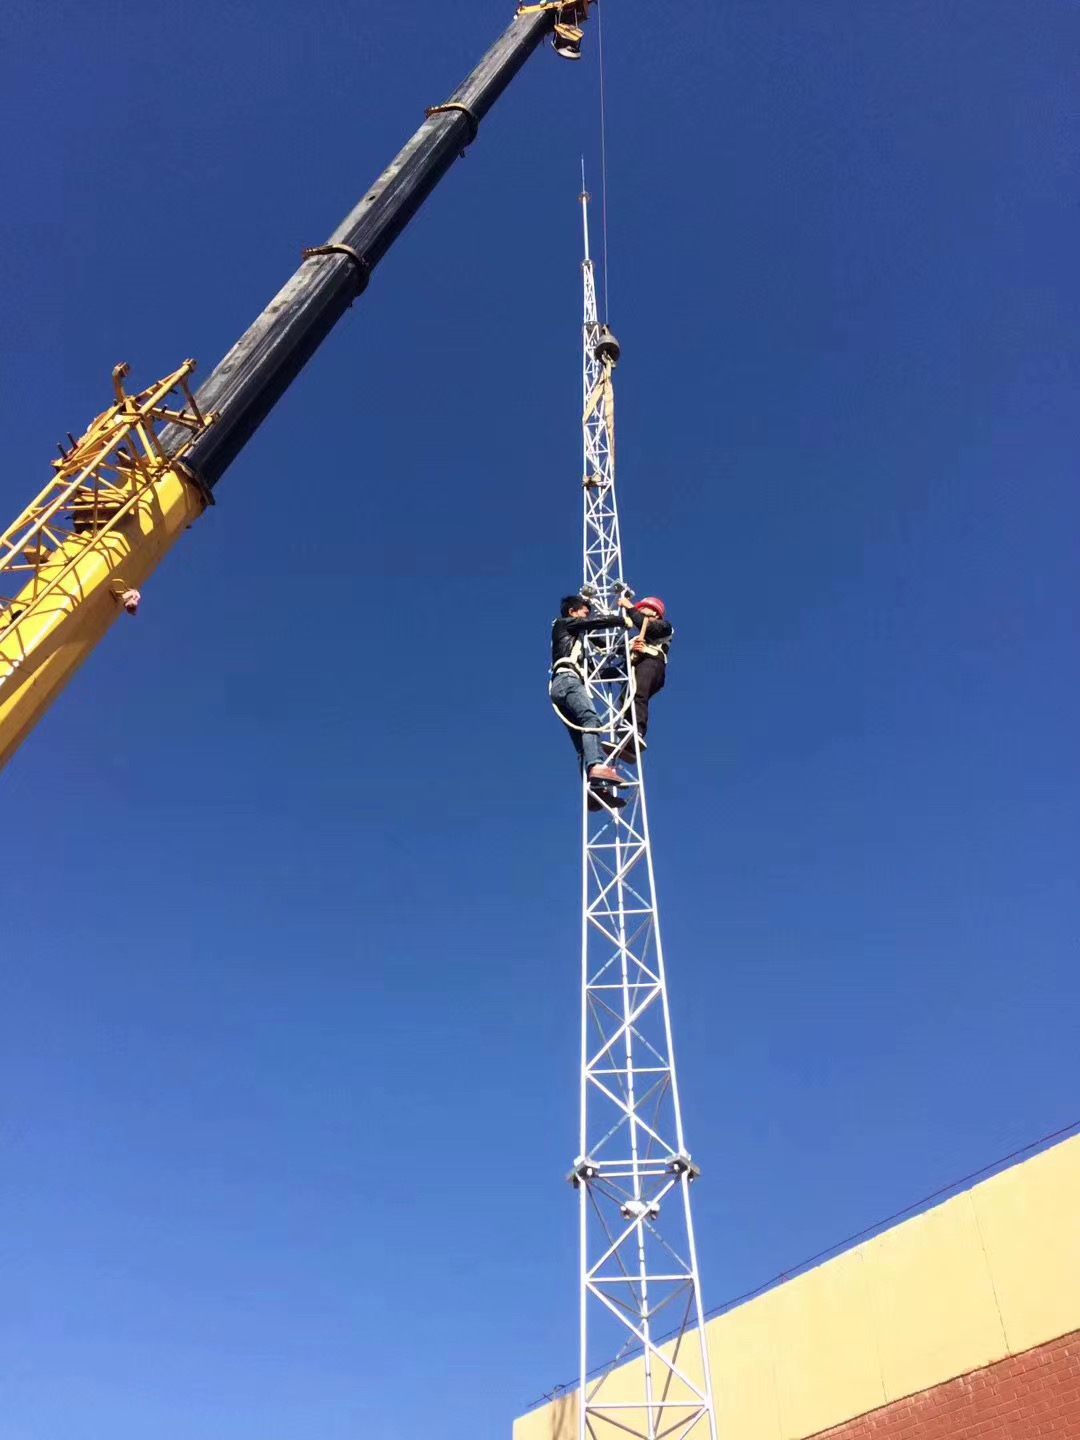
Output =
[
  {"x1": 569, "y1": 1156, "x2": 599, "y2": 1188},
  {"x1": 621, "y1": 1196, "x2": 661, "y2": 1222}
]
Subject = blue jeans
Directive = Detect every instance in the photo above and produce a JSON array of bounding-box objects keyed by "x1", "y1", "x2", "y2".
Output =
[{"x1": 551, "y1": 671, "x2": 604, "y2": 773}]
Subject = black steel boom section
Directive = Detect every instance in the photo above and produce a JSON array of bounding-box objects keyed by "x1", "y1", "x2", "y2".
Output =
[{"x1": 170, "y1": 7, "x2": 556, "y2": 489}]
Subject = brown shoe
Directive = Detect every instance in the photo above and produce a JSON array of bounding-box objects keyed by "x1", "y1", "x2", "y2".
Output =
[{"x1": 587, "y1": 764, "x2": 622, "y2": 785}]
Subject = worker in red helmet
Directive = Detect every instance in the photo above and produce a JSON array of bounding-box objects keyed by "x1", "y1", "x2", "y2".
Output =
[{"x1": 614, "y1": 595, "x2": 673, "y2": 761}]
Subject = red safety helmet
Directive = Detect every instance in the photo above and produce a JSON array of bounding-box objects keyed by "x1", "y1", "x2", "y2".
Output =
[{"x1": 635, "y1": 596, "x2": 666, "y2": 619}]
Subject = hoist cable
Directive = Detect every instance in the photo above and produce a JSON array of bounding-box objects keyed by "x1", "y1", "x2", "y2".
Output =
[{"x1": 597, "y1": 0, "x2": 611, "y2": 321}]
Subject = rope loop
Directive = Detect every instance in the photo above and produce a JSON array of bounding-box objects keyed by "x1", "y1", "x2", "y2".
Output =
[
  {"x1": 550, "y1": 664, "x2": 638, "y2": 733},
  {"x1": 302, "y1": 244, "x2": 371, "y2": 296},
  {"x1": 425, "y1": 102, "x2": 480, "y2": 155}
]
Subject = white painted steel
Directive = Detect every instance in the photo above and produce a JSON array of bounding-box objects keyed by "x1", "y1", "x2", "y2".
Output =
[{"x1": 574, "y1": 190, "x2": 717, "y2": 1440}]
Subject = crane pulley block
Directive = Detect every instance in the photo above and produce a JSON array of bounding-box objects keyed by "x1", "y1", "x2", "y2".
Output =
[{"x1": 517, "y1": 0, "x2": 591, "y2": 58}]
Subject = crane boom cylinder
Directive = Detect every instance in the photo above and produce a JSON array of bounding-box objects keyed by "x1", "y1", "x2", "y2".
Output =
[{"x1": 170, "y1": 7, "x2": 556, "y2": 489}]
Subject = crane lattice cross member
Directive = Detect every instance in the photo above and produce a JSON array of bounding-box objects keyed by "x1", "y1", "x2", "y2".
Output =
[
  {"x1": 0, "y1": 364, "x2": 213, "y2": 767},
  {"x1": 570, "y1": 187, "x2": 718, "y2": 1440}
]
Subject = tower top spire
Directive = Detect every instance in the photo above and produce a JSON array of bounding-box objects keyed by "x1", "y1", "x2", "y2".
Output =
[{"x1": 580, "y1": 161, "x2": 592, "y2": 264}]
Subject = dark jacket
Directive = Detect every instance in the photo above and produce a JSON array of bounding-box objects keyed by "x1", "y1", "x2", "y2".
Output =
[
  {"x1": 551, "y1": 612, "x2": 625, "y2": 679},
  {"x1": 551, "y1": 608, "x2": 675, "y2": 678},
  {"x1": 628, "y1": 610, "x2": 674, "y2": 664}
]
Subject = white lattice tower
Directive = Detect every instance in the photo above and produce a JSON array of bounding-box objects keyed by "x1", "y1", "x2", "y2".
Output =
[{"x1": 573, "y1": 189, "x2": 718, "y2": 1440}]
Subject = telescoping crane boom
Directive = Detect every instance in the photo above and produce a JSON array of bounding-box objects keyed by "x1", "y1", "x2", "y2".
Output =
[{"x1": 0, "y1": 1, "x2": 591, "y2": 772}]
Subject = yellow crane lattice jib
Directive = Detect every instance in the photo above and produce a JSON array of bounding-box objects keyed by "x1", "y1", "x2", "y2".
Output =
[
  {"x1": 0, "y1": 361, "x2": 205, "y2": 581},
  {"x1": 0, "y1": 362, "x2": 215, "y2": 684},
  {"x1": 516, "y1": 1, "x2": 591, "y2": 15}
]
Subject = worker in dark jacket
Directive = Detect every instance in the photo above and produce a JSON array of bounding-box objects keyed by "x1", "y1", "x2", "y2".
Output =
[
  {"x1": 611, "y1": 596, "x2": 672, "y2": 762},
  {"x1": 627, "y1": 595, "x2": 672, "y2": 738},
  {"x1": 550, "y1": 593, "x2": 631, "y2": 795}
]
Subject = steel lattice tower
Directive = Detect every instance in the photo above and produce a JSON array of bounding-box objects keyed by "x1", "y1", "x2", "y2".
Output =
[{"x1": 572, "y1": 189, "x2": 718, "y2": 1440}]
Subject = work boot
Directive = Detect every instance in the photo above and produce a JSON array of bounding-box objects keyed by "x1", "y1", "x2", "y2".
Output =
[
  {"x1": 588, "y1": 788, "x2": 627, "y2": 812},
  {"x1": 603, "y1": 735, "x2": 646, "y2": 766},
  {"x1": 587, "y1": 764, "x2": 622, "y2": 786}
]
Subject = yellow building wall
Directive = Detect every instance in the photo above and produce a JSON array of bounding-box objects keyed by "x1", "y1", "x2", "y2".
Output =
[{"x1": 514, "y1": 1133, "x2": 1080, "y2": 1440}]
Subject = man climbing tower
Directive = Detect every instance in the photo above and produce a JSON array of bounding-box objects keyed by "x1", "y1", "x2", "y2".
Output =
[
  {"x1": 550, "y1": 593, "x2": 631, "y2": 804},
  {"x1": 609, "y1": 596, "x2": 672, "y2": 764}
]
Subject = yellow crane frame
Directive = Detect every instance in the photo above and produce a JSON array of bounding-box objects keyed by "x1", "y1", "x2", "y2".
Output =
[{"x1": 0, "y1": 363, "x2": 213, "y2": 768}]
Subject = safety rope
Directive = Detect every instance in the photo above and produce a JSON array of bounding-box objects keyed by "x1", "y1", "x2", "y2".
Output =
[
  {"x1": 549, "y1": 675, "x2": 636, "y2": 734},
  {"x1": 549, "y1": 612, "x2": 648, "y2": 732}
]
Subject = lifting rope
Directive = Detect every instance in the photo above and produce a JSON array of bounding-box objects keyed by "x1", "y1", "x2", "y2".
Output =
[{"x1": 596, "y1": 0, "x2": 611, "y2": 320}]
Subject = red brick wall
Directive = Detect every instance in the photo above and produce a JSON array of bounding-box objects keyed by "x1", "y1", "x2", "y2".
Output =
[{"x1": 808, "y1": 1330, "x2": 1080, "y2": 1440}]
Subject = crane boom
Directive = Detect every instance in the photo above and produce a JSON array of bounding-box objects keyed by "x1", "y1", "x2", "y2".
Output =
[{"x1": 0, "y1": 1, "x2": 583, "y2": 772}]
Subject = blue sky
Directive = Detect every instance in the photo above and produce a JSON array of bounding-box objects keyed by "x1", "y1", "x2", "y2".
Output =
[{"x1": 2, "y1": 1, "x2": 1079, "y2": 1437}]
